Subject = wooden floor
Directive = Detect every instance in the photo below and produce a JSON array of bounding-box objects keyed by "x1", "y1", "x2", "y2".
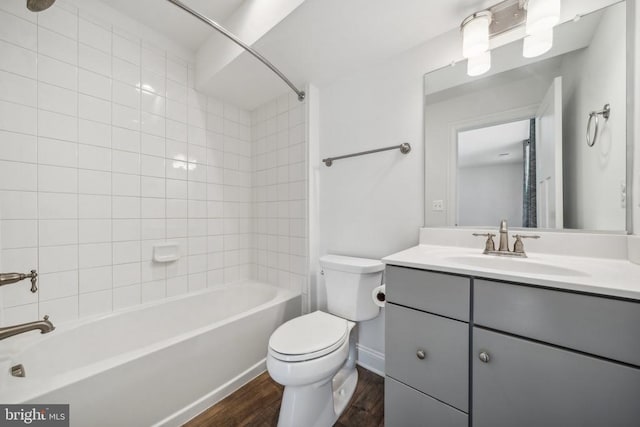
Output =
[{"x1": 184, "y1": 366, "x2": 384, "y2": 427}]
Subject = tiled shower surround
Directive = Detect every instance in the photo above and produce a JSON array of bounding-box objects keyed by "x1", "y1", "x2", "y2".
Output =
[{"x1": 0, "y1": 1, "x2": 308, "y2": 326}]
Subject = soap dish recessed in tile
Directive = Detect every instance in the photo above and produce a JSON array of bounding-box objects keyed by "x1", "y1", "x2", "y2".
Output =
[{"x1": 153, "y1": 243, "x2": 180, "y2": 263}]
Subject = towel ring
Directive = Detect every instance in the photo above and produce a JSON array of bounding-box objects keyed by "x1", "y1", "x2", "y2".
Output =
[{"x1": 586, "y1": 104, "x2": 610, "y2": 147}]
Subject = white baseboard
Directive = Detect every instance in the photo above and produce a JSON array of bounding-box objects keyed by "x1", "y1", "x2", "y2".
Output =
[{"x1": 355, "y1": 343, "x2": 385, "y2": 377}]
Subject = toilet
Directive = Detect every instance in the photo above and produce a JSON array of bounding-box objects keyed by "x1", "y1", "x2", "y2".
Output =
[{"x1": 267, "y1": 254, "x2": 384, "y2": 427}]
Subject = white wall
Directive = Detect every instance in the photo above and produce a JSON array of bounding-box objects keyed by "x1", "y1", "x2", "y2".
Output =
[
  {"x1": 632, "y1": 0, "x2": 639, "y2": 234},
  {"x1": 562, "y1": 2, "x2": 627, "y2": 230},
  {"x1": 314, "y1": 0, "x2": 636, "y2": 372},
  {"x1": 458, "y1": 162, "x2": 523, "y2": 227},
  {"x1": 0, "y1": 0, "x2": 257, "y2": 326},
  {"x1": 314, "y1": 30, "x2": 452, "y2": 372}
]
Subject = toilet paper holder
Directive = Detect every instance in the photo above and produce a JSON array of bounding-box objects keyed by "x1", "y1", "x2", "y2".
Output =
[{"x1": 372, "y1": 284, "x2": 386, "y2": 307}]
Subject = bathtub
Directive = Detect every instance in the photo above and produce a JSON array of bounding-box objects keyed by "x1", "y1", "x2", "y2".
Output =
[{"x1": 0, "y1": 280, "x2": 300, "y2": 426}]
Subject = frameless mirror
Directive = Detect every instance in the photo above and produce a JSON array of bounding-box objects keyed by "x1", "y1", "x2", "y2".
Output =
[{"x1": 424, "y1": 0, "x2": 629, "y2": 233}]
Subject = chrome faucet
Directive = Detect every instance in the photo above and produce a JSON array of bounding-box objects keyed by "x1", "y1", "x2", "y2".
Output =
[
  {"x1": 0, "y1": 269, "x2": 38, "y2": 292},
  {"x1": 498, "y1": 219, "x2": 510, "y2": 251},
  {"x1": 0, "y1": 315, "x2": 55, "y2": 341},
  {"x1": 473, "y1": 219, "x2": 540, "y2": 257}
]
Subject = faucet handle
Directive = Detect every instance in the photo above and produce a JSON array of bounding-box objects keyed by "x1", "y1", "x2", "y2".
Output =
[
  {"x1": 512, "y1": 234, "x2": 540, "y2": 253},
  {"x1": 473, "y1": 233, "x2": 496, "y2": 253}
]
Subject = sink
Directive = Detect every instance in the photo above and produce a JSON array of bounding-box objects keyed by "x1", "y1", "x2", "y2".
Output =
[{"x1": 442, "y1": 255, "x2": 589, "y2": 277}]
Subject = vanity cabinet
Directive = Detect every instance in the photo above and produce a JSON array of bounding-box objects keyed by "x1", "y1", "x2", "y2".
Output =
[
  {"x1": 385, "y1": 266, "x2": 470, "y2": 426},
  {"x1": 385, "y1": 265, "x2": 640, "y2": 427},
  {"x1": 473, "y1": 327, "x2": 640, "y2": 427}
]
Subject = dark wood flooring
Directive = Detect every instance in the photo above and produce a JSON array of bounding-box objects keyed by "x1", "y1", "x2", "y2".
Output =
[{"x1": 184, "y1": 366, "x2": 384, "y2": 427}]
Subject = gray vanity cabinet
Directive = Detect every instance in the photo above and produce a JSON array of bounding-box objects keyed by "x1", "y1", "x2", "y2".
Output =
[
  {"x1": 385, "y1": 266, "x2": 470, "y2": 426},
  {"x1": 386, "y1": 377, "x2": 468, "y2": 427},
  {"x1": 386, "y1": 303, "x2": 469, "y2": 412},
  {"x1": 473, "y1": 327, "x2": 640, "y2": 427},
  {"x1": 472, "y1": 279, "x2": 640, "y2": 427},
  {"x1": 385, "y1": 264, "x2": 640, "y2": 427}
]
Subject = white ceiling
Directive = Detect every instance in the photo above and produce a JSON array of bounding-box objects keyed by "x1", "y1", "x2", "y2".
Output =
[
  {"x1": 106, "y1": 0, "x2": 245, "y2": 50},
  {"x1": 106, "y1": 0, "x2": 493, "y2": 109},
  {"x1": 200, "y1": 0, "x2": 496, "y2": 109},
  {"x1": 103, "y1": 0, "x2": 619, "y2": 110},
  {"x1": 458, "y1": 119, "x2": 530, "y2": 168}
]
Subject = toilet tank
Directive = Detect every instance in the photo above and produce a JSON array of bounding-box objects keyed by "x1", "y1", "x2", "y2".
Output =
[{"x1": 319, "y1": 254, "x2": 384, "y2": 321}]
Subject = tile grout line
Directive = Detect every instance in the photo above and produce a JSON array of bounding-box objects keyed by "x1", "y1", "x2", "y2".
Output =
[
  {"x1": 75, "y1": 4, "x2": 80, "y2": 320},
  {"x1": 35, "y1": 7, "x2": 41, "y2": 320},
  {"x1": 163, "y1": 47, "x2": 168, "y2": 298},
  {"x1": 137, "y1": 36, "x2": 142, "y2": 305},
  {"x1": 110, "y1": 20, "x2": 115, "y2": 313}
]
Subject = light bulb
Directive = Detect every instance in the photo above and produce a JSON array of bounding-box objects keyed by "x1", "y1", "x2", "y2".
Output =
[
  {"x1": 523, "y1": 29, "x2": 553, "y2": 58},
  {"x1": 526, "y1": 0, "x2": 560, "y2": 35},
  {"x1": 467, "y1": 51, "x2": 491, "y2": 76},
  {"x1": 462, "y1": 12, "x2": 491, "y2": 58}
]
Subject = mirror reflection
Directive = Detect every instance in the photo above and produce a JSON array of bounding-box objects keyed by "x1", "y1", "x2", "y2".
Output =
[{"x1": 424, "y1": 1, "x2": 627, "y2": 232}]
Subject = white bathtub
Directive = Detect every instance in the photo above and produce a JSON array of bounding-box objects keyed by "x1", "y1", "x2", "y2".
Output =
[{"x1": 0, "y1": 280, "x2": 300, "y2": 427}]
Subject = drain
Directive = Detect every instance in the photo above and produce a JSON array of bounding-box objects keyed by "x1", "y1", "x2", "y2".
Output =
[{"x1": 11, "y1": 364, "x2": 25, "y2": 378}]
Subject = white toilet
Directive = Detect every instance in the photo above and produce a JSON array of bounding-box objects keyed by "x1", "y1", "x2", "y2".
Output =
[{"x1": 267, "y1": 254, "x2": 384, "y2": 427}]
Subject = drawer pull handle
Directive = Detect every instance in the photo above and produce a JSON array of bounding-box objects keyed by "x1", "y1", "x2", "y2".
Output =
[
  {"x1": 479, "y1": 351, "x2": 490, "y2": 363},
  {"x1": 416, "y1": 349, "x2": 426, "y2": 360}
]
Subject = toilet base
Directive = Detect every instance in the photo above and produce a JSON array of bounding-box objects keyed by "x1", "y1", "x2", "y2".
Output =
[
  {"x1": 277, "y1": 365, "x2": 358, "y2": 427},
  {"x1": 332, "y1": 365, "x2": 358, "y2": 417}
]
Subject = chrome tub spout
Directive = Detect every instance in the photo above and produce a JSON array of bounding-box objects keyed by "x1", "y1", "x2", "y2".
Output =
[{"x1": 0, "y1": 315, "x2": 55, "y2": 341}]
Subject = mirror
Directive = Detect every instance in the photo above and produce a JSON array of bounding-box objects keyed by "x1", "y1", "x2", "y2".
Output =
[{"x1": 424, "y1": 1, "x2": 629, "y2": 232}]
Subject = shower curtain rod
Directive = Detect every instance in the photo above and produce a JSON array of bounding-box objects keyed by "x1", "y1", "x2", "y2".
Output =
[{"x1": 166, "y1": 0, "x2": 305, "y2": 102}]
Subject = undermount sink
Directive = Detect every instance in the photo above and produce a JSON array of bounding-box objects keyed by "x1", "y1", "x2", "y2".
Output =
[{"x1": 442, "y1": 255, "x2": 589, "y2": 277}]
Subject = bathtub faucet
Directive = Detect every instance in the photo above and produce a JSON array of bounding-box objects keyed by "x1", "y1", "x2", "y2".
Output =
[
  {"x1": 0, "y1": 269, "x2": 38, "y2": 292},
  {"x1": 0, "y1": 315, "x2": 55, "y2": 341}
]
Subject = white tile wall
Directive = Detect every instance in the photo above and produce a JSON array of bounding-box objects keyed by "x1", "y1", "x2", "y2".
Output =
[
  {"x1": 0, "y1": 1, "x2": 275, "y2": 326},
  {"x1": 251, "y1": 94, "x2": 308, "y2": 300}
]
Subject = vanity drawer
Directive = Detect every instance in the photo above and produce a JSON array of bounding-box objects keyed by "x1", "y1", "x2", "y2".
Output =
[
  {"x1": 386, "y1": 303, "x2": 469, "y2": 412},
  {"x1": 386, "y1": 266, "x2": 470, "y2": 321},
  {"x1": 474, "y1": 279, "x2": 640, "y2": 366},
  {"x1": 386, "y1": 377, "x2": 468, "y2": 427}
]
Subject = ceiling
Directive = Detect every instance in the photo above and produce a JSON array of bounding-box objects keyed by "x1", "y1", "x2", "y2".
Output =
[
  {"x1": 458, "y1": 119, "x2": 530, "y2": 168},
  {"x1": 103, "y1": 0, "x2": 530, "y2": 109},
  {"x1": 106, "y1": 0, "x2": 245, "y2": 49}
]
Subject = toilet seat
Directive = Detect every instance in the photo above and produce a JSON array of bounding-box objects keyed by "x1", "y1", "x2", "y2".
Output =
[{"x1": 269, "y1": 311, "x2": 348, "y2": 362}]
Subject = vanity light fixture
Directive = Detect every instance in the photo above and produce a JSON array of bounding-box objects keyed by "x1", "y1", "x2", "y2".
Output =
[
  {"x1": 460, "y1": 0, "x2": 561, "y2": 77},
  {"x1": 467, "y1": 51, "x2": 492, "y2": 76},
  {"x1": 461, "y1": 11, "x2": 492, "y2": 76},
  {"x1": 525, "y1": 0, "x2": 561, "y2": 35},
  {"x1": 523, "y1": 28, "x2": 554, "y2": 57},
  {"x1": 461, "y1": 11, "x2": 492, "y2": 58}
]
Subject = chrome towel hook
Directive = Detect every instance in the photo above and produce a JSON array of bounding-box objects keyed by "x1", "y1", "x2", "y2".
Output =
[{"x1": 586, "y1": 104, "x2": 610, "y2": 147}]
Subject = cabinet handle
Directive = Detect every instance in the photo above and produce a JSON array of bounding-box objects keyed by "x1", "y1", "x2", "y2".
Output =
[
  {"x1": 478, "y1": 351, "x2": 490, "y2": 363},
  {"x1": 416, "y1": 349, "x2": 426, "y2": 360}
]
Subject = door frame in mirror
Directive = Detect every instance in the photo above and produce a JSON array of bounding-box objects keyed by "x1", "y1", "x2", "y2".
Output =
[{"x1": 446, "y1": 105, "x2": 539, "y2": 226}]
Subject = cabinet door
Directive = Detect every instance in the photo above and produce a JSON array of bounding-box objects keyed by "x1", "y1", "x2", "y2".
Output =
[
  {"x1": 475, "y1": 279, "x2": 640, "y2": 366},
  {"x1": 473, "y1": 327, "x2": 640, "y2": 427},
  {"x1": 386, "y1": 303, "x2": 469, "y2": 412},
  {"x1": 385, "y1": 377, "x2": 468, "y2": 427}
]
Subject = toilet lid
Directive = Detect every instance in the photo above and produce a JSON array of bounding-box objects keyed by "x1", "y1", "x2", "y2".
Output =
[{"x1": 269, "y1": 311, "x2": 349, "y2": 362}]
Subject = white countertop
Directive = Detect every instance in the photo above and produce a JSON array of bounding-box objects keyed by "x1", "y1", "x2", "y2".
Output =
[{"x1": 382, "y1": 244, "x2": 640, "y2": 301}]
